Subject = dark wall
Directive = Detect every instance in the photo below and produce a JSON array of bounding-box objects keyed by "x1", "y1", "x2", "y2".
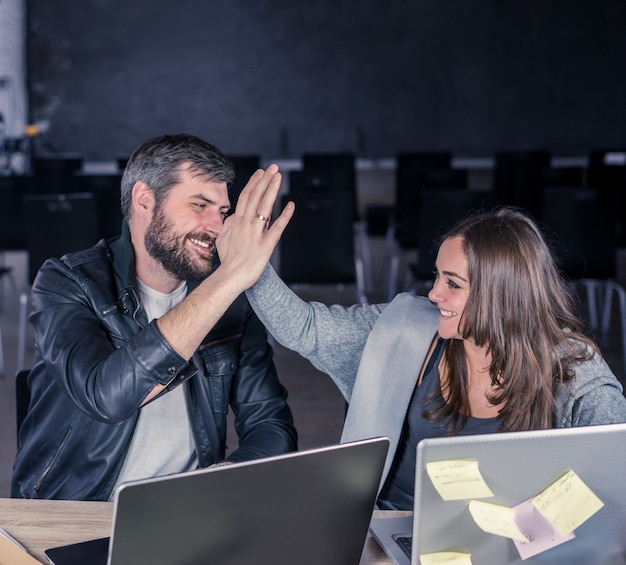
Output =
[{"x1": 26, "y1": 0, "x2": 626, "y2": 160}]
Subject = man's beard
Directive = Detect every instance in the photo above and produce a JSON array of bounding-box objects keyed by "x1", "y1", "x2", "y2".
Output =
[{"x1": 144, "y1": 206, "x2": 218, "y2": 282}]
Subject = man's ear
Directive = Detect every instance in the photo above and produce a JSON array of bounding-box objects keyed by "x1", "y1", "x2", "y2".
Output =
[{"x1": 131, "y1": 181, "x2": 155, "y2": 219}]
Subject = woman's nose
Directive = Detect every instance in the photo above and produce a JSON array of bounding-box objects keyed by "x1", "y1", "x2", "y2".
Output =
[{"x1": 427, "y1": 279, "x2": 441, "y2": 302}]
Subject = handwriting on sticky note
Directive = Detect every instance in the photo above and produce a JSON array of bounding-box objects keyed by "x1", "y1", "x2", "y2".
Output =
[
  {"x1": 531, "y1": 469, "x2": 604, "y2": 535},
  {"x1": 426, "y1": 460, "x2": 494, "y2": 500},
  {"x1": 420, "y1": 551, "x2": 473, "y2": 564},
  {"x1": 468, "y1": 500, "x2": 528, "y2": 542},
  {"x1": 512, "y1": 497, "x2": 575, "y2": 560}
]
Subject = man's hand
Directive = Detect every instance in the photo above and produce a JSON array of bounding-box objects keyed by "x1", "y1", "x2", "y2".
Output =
[
  {"x1": 216, "y1": 164, "x2": 295, "y2": 290},
  {"x1": 151, "y1": 164, "x2": 295, "y2": 373}
]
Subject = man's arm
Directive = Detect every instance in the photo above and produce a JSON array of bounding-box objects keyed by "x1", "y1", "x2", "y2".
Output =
[
  {"x1": 32, "y1": 165, "x2": 294, "y2": 418},
  {"x1": 146, "y1": 165, "x2": 295, "y2": 403}
]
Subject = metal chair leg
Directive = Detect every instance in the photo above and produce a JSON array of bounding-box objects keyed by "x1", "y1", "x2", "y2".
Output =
[{"x1": 602, "y1": 281, "x2": 626, "y2": 371}]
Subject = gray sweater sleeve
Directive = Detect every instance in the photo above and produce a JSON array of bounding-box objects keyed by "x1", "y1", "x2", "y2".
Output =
[
  {"x1": 556, "y1": 352, "x2": 626, "y2": 427},
  {"x1": 246, "y1": 265, "x2": 386, "y2": 398}
]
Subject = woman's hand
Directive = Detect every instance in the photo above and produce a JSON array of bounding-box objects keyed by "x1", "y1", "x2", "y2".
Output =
[{"x1": 216, "y1": 164, "x2": 295, "y2": 290}]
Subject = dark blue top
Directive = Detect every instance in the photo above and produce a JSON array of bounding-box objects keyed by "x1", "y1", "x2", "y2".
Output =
[{"x1": 377, "y1": 339, "x2": 500, "y2": 510}]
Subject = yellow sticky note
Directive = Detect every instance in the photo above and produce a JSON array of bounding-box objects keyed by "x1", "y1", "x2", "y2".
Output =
[
  {"x1": 420, "y1": 551, "x2": 473, "y2": 564},
  {"x1": 468, "y1": 500, "x2": 528, "y2": 542},
  {"x1": 531, "y1": 469, "x2": 604, "y2": 535},
  {"x1": 426, "y1": 460, "x2": 494, "y2": 501}
]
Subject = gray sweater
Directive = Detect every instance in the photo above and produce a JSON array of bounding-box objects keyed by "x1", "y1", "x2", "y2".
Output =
[{"x1": 247, "y1": 266, "x2": 626, "y2": 483}]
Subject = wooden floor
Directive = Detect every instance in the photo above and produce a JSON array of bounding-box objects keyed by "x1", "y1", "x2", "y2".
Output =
[{"x1": 1, "y1": 243, "x2": 625, "y2": 498}]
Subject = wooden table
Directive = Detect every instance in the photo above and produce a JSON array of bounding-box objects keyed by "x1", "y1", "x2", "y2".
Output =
[
  {"x1": 0, "y1": 498, "x2": 409, "y2": 563},
  {"x1": 0, "y1": 498, "x2": 113, "y2": 563}
]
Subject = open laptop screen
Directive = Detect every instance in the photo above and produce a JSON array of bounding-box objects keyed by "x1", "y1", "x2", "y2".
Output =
[
  {"x1": 371, "y1": 423, "x2": 626, "y2": 564},
  {"x1": 47, "y1": 437, "x2": 389, "y2": 565}
]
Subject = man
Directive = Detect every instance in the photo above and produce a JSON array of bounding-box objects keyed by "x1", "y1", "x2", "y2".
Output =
[{"x1": 12, "y1": 134, "x2": 297, "y2": 500}]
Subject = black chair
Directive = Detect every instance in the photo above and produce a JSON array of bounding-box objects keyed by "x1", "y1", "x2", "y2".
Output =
[
  {"x1": 300, "y1": 152, "x2": 362, "y2": 226},
  {"x1": 15, "y1": 369, "x2": 31, "y2": 443},
  {"x1": 117, "y1": 156, "x2": 130, "y2": 172},
  {"x1": 384, "y1": 152, "x2": 468, "y2": 300},
  {"x1": 540, "y1": 166, "x2": 585, "y2": 189},
  {"x1": 587, "y1": 149, "x2": 626, "y2": 247},
  {"x1": 227, "y1": 155, "x2": 261, "y2": 208},
  {"x1": 492, "y1": 150, "x2": 551, "y2": 220},
  {"x1": 301, "y1": 152, "x2": 357, "y2": 202},
  {"x1": 31, "y1": 154, "x2": 83, "y2": 194},
  {"x1": 587, "y1": 149, "x2": 626, "y2": 188},
  {"x1": 17, "y1": 192, "x2": 101, "y2": 370},
  {"x1": 71, "y1": 173, "x2": 124, "y2": 239},
  {"x1": 541, "y1": 186, "x2": 625, "y2": 367},
  {"x1": 278, "y1": 172, "x2": 367, "y2": 304},
  {"x1": 404, "y1": 189, "x2": 492, "y2": 296},
  {"x1": 0, "y1": 176, "x2": 29, "y2": 252},
  {"x1": 0, "y1": 176, "x2": 30, "y2": 377},
  {"x1": 294, "y1": 154, "x2": 374, "y2": 296},
  {"x1": 391, "y1": 152, "x2": 453, "y2": 250}
]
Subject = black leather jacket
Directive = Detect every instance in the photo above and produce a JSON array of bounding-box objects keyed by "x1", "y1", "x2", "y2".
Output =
[{"x1": 12, "y1": 223, "x2": 297, "y2": 500}]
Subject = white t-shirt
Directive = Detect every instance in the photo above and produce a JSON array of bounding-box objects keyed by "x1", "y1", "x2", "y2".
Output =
[{"x1": 111, "y1": 279, "x2": 198, "y2": 497}]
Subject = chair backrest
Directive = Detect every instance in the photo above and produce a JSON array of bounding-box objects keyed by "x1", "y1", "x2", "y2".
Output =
[
  {"x1": 422, "y1": 167, "x2": 468, "y2": 189},
  {"x1": 413, "y1": 188, "x2": 492, "y2": 282},
  {"x1": 587, "y1": 148, "x2": 626, "y2": 188},
  {"x1": 289, "y1": 167, "x2": 355, "y2": 196},
  {"x1": 278, "y1": 177, "x2": 357, "y2": 286},
  {"x1": 15, "y1": 369, "x2": 31, "y2": 443},
  {"x1": 71, "y1": 173, "x2": 124, "y2": 239},
  {"x1": 300, "y1": 153, "x2": 358, "y2": 220},
  {"x1": 302, "y1": 152, "x2": 356, "y2": 189},
  {"x1": 493, "y1": 150, "x2": 551, "y2": 219},
  {"x1": 541, "y1": 186, "x2": 619, "y2": 280},
  {"x1": 227, "y1": 155, "x2": 261, "y2": 208},
  {"x1": 117, "y1": 156, "x2": 130, "y2": 172},
  {"x1": 393, "y1": 151, "x2": 454, "y2": 250},
  {"x1": 31, "y1": 154, "x2": 83, "y2": 193},
  {"x1": 587, "y1": 149, "x2": 626, "y2": 247},
  {"x1": 0, "y1": 176, "x2": 31, "y2": 251},
  {"x1": 23, "y1": 192, "x2": 101, "y2": 284},
  {"x1": 540, "y1": 166, "x2": 585, "y2": 188}
]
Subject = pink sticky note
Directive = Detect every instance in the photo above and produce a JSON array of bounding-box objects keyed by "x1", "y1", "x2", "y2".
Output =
[{"x1": 512, "y1": 498, "x2": 575, "y2": 560}]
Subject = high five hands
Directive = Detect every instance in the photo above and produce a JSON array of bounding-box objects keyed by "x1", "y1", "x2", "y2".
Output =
[{"x1": 216, "y1": 164, "x2": 295, "y2": 290}]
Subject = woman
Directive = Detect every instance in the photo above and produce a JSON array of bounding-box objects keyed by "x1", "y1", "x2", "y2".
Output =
[{"x1": 217, "y1": 167, "x2": 626, "y2": 510}]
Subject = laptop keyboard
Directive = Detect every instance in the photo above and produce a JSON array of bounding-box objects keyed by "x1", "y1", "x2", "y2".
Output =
[{"x1": 395, "y1": 535, "x2": 413, "y2": 558}]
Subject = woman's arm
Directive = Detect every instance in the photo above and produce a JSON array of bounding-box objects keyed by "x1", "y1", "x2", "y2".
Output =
[
  {"x1": 216, "y1": 164, "x2": 386, "y2": 395},
  {"x1": 246, "y1": 265, "x2": 385, "y2": 398}
]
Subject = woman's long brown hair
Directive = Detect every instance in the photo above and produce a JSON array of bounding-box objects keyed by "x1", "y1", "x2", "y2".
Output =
[{"x1": 424, "y1": 206, "x2": 597, "y2": 432}]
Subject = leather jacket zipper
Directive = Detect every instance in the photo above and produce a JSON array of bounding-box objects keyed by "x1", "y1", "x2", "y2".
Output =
[
  {"x1": 197, "y1": 333, "x2": 243, "y2": 351},
  {"x1": 34, "y1": 428, "x2": 72, "y2": 495},
  {"x1": 101, "y1": 288, "x2": 144, "y2": 329}
]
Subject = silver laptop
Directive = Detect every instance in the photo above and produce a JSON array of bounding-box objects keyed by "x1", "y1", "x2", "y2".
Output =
[
  {"x1": 45, "y1": 437, "x2": 389, "y2": 565},
  {"x1": 370, "y1": 423, "x2": 626, "y2": 565}
]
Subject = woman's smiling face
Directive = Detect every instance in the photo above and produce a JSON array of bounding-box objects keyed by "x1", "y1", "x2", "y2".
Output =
[{"x1": 427, "y1": 236, "x2": 470, "y2": 340}]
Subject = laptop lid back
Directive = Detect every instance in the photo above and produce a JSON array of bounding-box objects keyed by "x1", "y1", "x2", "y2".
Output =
[
  {"x1": 108, "y1": 437, "x2": 389, "y2": 565},
  {"x1": 412, "y1": 423, "x2": 626, "y2": 564}
]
